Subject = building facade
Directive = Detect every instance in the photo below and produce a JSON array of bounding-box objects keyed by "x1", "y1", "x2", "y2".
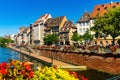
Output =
[
  {"x1": 32, "y1": 14, "x2": 52, "y2": 46},
  {"x1": 59, "y1": 21, "x2": 77, "y2": 45},
  {"x1": 76, "y1": 12, "x2": 90, "y2": 36}
]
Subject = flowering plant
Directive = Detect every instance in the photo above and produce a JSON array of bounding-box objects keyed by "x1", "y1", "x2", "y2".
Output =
[
  {"x1": 32, "y1": 66, "x2": 88, "y2": 80},
  {"x1": 0, "y1": 60, "x2": 34, "y2": 79},
  {"x1": 0, "y1": 60, "x2": 88, "y2": 80}
]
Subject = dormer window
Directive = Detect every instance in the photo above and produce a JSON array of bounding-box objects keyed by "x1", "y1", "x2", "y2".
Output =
[
  {"x1": 112, "y1": 6, "x2": 116, "y2": 8},
  {"x1": 97, "y1": 8, "x2": 100, "y2": 11},
  {"x1": 116, "y1": 2, "x2": 119, "y2": 4},
  {"x1": 104, "y1": 7, "x2": 108, "y2": 10}
]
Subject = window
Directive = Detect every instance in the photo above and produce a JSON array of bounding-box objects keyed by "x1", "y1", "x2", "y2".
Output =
[
  {"x1": 86, "y1": 28, "x2": 89, "y2": 31},
  {"x1": 104, "y1": 7, "x2": 107, "y2": 10},
  {"x1": 112, "y1": 6, "x2": 116, "y2": 8},
  {"x1": 81, "y1": 23, "x2": 83, "y2": 26},
  {"x1": 86, "y1": 22, "x2": 89, "y2": 26},
  {"x1": 97, "y1": 8, "x2": 100, "y2": 11},
  {"x1": 100, "y1": 41, "x2": 102, "y2": 44},
  {"x1": 95, "y1": 41, "x2": 97, "y2": 45},
  {"x1": 83, "y1": 28, "x2": 85, "y2": 32},
  {"x1": 83, "y1": 23, "x2": 85, "y2": 26},
  {"x1": 116, "y1": 2, "x2": 119, "y2": 4},
  {"x1": 106, "y1": 41, "x2": 108, "y2": 44},
  {"x1": 79, "y1": 23, "x2": 81, "y2": 26},
  {"x1": 79, "y1": 29, "x2": 82, "y2": 33}
]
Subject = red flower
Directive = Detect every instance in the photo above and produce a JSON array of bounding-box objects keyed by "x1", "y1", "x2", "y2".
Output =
[
  {"x1": 81, "y1": 75, "x2": 88, "y2": 80},
  {"x1": 1, "y1": 62, "x2": 7, "y2": 68},
  {"x1": 21, "y1": 70, "x2": 26, "y2": 75},
  {"x1": 29, "y1": 71, "x2": 34, "y2": 78},
  {"x1": 71, "y1": 72, "x2": 78, "y2": 78},
  {"x1": 53, "y1": 65, "x2": 57, "y2": 69},
  {"x1": 0, "y1": 68, "x2": 8, "y2": 75},
  {"x1": 25, "y1": 65, "x2": 31, "y2": 71}
]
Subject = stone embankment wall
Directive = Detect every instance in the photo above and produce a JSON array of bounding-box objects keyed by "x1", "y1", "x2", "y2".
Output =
[{"x1": 39, "y1": 49, "x2": 120, "y2": 74}]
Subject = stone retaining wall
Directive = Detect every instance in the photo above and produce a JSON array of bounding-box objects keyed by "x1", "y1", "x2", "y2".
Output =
[{"x1": 39, "y1": 49, "x2": 120, "y2": 74}]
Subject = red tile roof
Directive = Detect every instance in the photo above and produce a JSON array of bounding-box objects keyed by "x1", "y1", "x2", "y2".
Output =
[{"x1": 91, "y1": 2, "x2": 120, "y2": 18}]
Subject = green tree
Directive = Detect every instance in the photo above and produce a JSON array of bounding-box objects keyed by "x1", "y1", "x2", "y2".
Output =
[
  {"x1": 91, "y1": 7, "x2": 120, "y2": 45},
  {"x1": 71, "y1": 33, "x2": 82, "y2": 42},
  {"x1": 82, "y1": 30, "x2": 93, "y2": 45},
  {"x1": 0, "y1": 37, "x2": 14, "y2": 47},
  {"x1": 44, "y1": 33, "x2": 58, "y2": 45}
]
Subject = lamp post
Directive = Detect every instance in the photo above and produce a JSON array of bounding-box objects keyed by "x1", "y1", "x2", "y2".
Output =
[{"x1": 51, "y1": 46, "x2": 53, "y2": 65}]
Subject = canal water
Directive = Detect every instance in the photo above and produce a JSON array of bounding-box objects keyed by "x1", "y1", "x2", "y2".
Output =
[
  {"x1": 0, "y1": 47, "x2": 45, "y2": 68},
  {"x1": 0, "y1": 47, "x2": 116, "y2": 80}
]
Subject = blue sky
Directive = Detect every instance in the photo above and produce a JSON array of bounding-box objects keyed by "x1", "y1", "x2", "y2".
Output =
[{"x1": 0, "y1": 0, "x2": 119, "y2": 36}]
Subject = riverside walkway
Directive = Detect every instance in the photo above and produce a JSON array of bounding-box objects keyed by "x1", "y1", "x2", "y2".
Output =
[{"x1": 8, "y1": 46, "x2": 73, "y2": 66}]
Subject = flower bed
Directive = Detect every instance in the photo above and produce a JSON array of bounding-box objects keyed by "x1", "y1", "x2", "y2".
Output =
[{"x1": 0, "y1": 60, "x2": 88, "y2": 80}]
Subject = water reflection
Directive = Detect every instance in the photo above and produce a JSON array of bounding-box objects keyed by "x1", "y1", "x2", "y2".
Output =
[
  {"x1": 0, "y1": 47, "x2": 117, "y2": 80},
  {"x1": 0, "y1": 47, "x2": 45, "y2": 70}
]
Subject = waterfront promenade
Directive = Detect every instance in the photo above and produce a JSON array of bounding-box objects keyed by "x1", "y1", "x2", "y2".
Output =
[{"x1": 8, "y1": 45, "x2": 73, "y2": 66}]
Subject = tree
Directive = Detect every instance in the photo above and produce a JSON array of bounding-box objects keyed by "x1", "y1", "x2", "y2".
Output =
[
  {"x1": 44, "y1": 33, "x2": 59, "y2": 45},
  {"x1": 82, "y1": 30, "x2": 93, "y2": 45},
  {"x1": 0, "y1": 37, "x2": 14, "y2": 47},
  {"x1": 91, "y1": 7, "x2": 120, "y2": 45},
  {"x1": 71, "y1": 32, "x2": 81, "y2": 42}
]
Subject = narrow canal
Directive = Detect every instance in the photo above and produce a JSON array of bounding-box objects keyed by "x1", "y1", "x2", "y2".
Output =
[
  {"x1": 0, "y1": 47, "x2": 116, "y2": 80},
  {"x1": 0, "y1": 47, "x2": 45, "y2": 68}
]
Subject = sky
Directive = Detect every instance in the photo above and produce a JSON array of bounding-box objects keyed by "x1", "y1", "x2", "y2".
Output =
[{"x1": 0, "y1": 0, "x2": 119, "y2": 37}]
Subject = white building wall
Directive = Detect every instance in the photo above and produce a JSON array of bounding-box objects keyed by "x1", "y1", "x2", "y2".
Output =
[
  {"x1": 17, "y1": 35, "x2": 22, "y2": 45},
  {"x1": 10, "y1": 34, "x2": 15, "y2": 41},
  {"x1": 33, "y1": 23, "x2": 45, "y2": 45},
  {"x1": 90, "y1": 19, "x2": 95, "y2": 35},
  {"x1": 32, "y1": 14, "x2": 52, "y2": 45},
  {"x1": 76, "y1": 22, "x2": 90, "y2": 35}
]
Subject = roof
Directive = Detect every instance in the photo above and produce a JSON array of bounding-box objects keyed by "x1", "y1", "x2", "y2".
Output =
[
  {"x1": 45, "y1": 16, "x2": 66, "y2": 27},
  {"x1": 19, "y1": 27, "x2": 25, "y2": 33},
  {"x1": 34, "y1": 14, "x2": 52, "y2": 26},
  {"x1": 77, "y1": 12, "x2": 90, "y2": 23},
  {"x1": 60, "y1": 21, "x2": 77, "y2": 33},
  {"x1": 91, "y1": 2, "x2": 120, "y2": 18}
]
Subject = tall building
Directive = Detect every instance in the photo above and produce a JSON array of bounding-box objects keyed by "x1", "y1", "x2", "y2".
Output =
[
  {"x1": 44, "y1": 16, "x2": 67, "y2": 45},
  {"x1": 59, "y1": 21, "x2": 77, "y2": 45},
  {"x1": 32, "y1": 14, "x2": 52, "y2": 46},
  {"x1": 76, "y1": 12, "x2": 90, "y2": 35}
]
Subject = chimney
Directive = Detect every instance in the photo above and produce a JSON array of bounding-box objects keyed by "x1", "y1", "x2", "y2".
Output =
[{"x1": 110, "y1": 0, "x2": 113, "y2": 4}]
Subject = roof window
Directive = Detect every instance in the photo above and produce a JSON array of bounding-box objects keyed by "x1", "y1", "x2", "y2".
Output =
[
  {"x1": 112, "y1": 6, "x2": 116, "y2": 8},
  {"x1": 116, "y1": 2, "x2": 119, "y2": 4},
  {"x1": 97, "y1": 8, "x2": 100, "y2": 11},
  {"x1": 104, "y1": 7, "x2": 108, "y2": 10}
]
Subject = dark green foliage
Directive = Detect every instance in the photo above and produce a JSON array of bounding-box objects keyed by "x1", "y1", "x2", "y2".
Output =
[
  {"x1": 71, "y1": 33, "x2": 81, "y2": 42},
  {"x1": 117, "y1": 39, "x2": 120, "y2": 46},
  {"x1": 82, "y1": 30, "x2": 93, "y2": 42},
  {"x1": 0, "y1": 37, "x2": 14, "y2": 47},
  {"x1": 44, "y1": 33, "x2": 58, "y2": 45},
  {"x1": 72, "y1": 31, "x2": 93, "y2": 45}
]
